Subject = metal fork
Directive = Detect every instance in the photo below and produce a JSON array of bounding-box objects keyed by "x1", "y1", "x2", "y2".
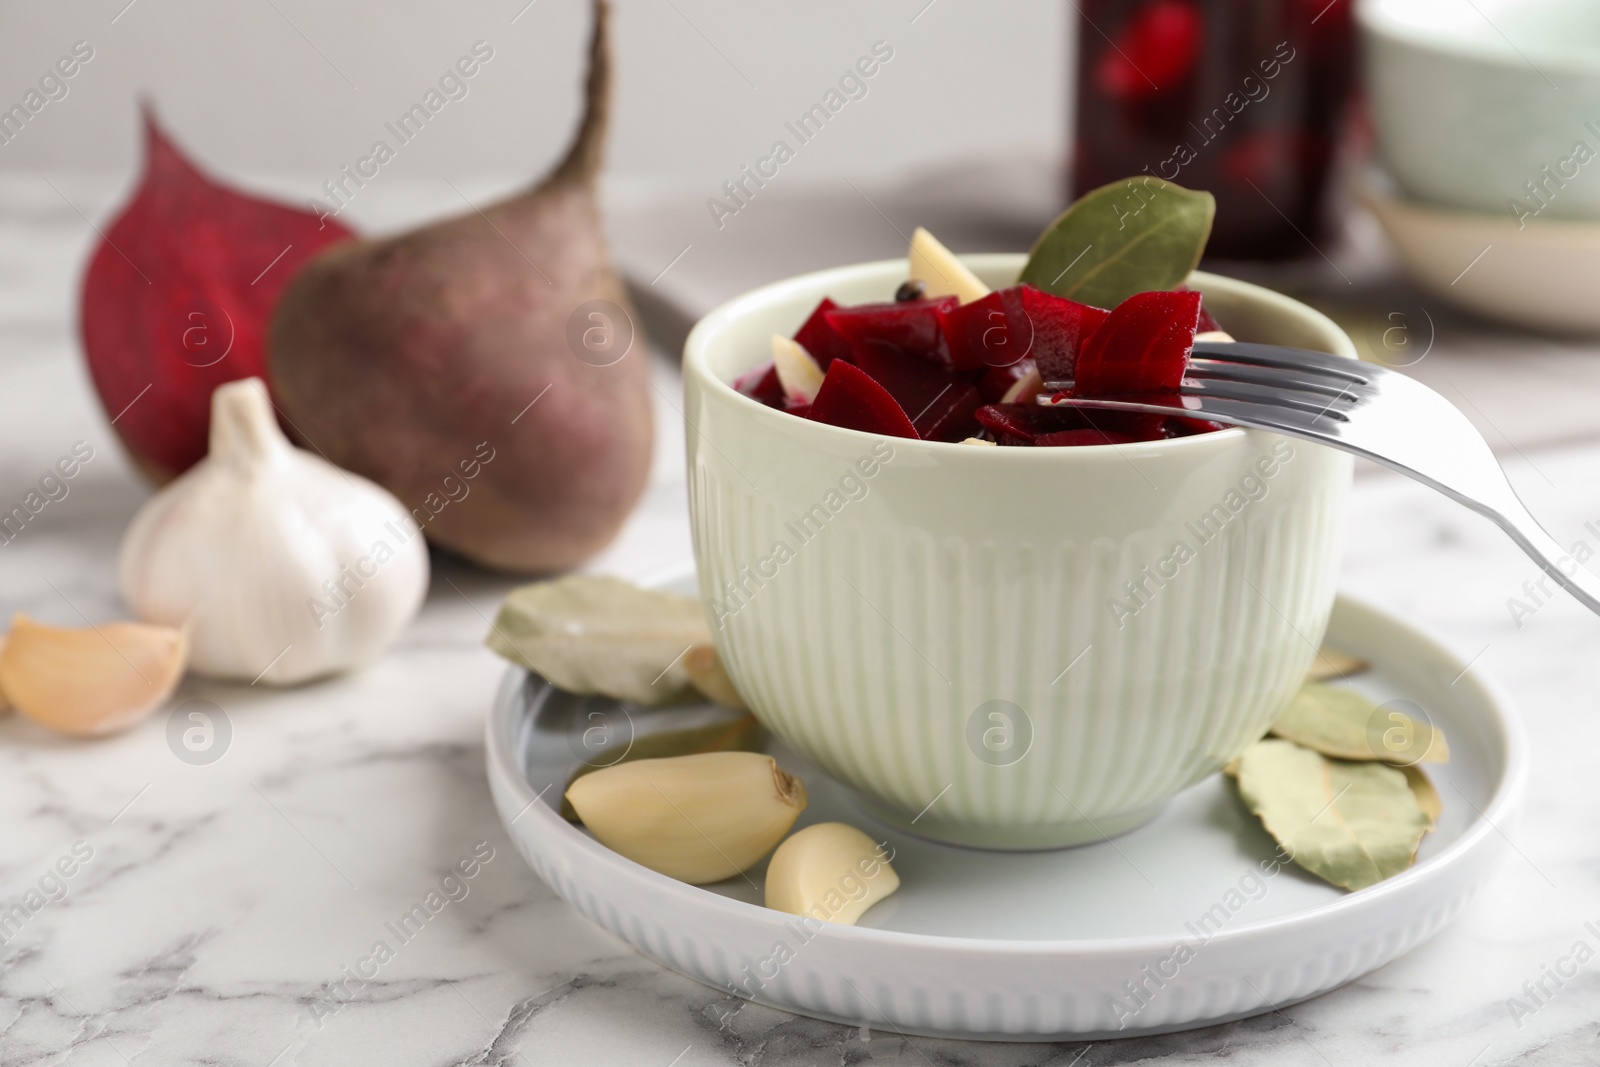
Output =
[{"x1": 1041, "y1": 340, "x2": 1600, "y2": 617}]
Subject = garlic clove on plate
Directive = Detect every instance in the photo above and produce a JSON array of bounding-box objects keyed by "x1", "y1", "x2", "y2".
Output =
[
  {"x1": 565, "y1": 751, "x2": 806, "y2": 884},
  {"x1": 0, "y1": 614, "x2": 187, "y2": 736},
  {"x1": 764, "y1": 822, "x2": 899, "y2": 925},
  {"x1": 118, "y1": 378, "x2": 429, "y2": 686}
]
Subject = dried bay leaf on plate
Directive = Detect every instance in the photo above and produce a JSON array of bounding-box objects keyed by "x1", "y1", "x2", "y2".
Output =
[
  {"x1": 1018, "y1": 178, "x2": 1215, "y2": 309},
  {"x1": 487, "y1": 575, "x2": 712, "y2": 705},
  {"x1": 1402, "y1": 765, "x2": 1442, "y2": 830},
  {"x1": 1270, "y1": 682, "x2": 1449, "y2": 765},
  {"x1": 1307, "y1": 645, "x2": 1369, "y2": 682},
  {"x1": 1230, "y1": 739, "x2": 1432, "y2": 891}
]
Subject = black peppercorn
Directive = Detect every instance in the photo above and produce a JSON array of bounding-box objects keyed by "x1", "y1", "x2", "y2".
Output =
[{"x1": 894, "y1": 279, "x2": 927, "y2": 303}]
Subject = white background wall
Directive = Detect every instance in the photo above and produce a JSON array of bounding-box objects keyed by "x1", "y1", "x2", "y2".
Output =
[{"x1": 0, "y1": 0, "x2": 1068, "y2": 199}]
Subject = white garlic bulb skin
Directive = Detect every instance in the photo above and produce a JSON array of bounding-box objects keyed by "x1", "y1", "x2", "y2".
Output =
[{"x1": 119, "y1": 378, "x2": 429, "y2": 685}]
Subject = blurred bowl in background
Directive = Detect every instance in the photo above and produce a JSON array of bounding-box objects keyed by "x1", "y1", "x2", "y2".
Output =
[
  {"x1": 1363, "y1": 169, "x2": 1600, "y2": 333},
  {"x1": 1359, "y1": 0, "x2": 1600, "y2": 221}
]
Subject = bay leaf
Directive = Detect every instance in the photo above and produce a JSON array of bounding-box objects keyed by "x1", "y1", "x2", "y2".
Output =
[
  {"x1": 487, "y1": 575, "x2": 711, "y2": 705},
  {"x1": 1402, "y1": 765, "x2": 1441, "y2": 831},
  {"x1": 1018, "y1": 178, "x2": 1215, "y2": 309},
  {"x1": 1270, "y1": 682, "x2": 1449, "y2": 765},
  {"x1": 1231, "y1": 739, "x2": 1432, "y2": 891},
  {"x1": 1307, "y1": 645, "x2": 1369, "y2": 682},
  {"x1": 561, "y1": 712, "x2": 767, "y2": 820}
]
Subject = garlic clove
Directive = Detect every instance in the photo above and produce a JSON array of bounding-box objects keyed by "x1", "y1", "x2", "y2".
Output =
[
  {"x1": 771, "y1": 334, "x2": 824, "y2": 405},
  {"x1": 684, "y1": 643, "x2": 746, "y2": 710},
  {"x1": 909, "y1": 227, "x2": 990, "y2": 305},
  {"x1": 565, "y1": 751, "x2": 807, "y2": 884},
  {"x1": 999, "y1": 368, "x2": 1044, "y2": 404},
  {"x1": 0, "y1": 614, "x2": 187, "y2": 736},
  {"x1": 0, "y1": 637, "x2": 11, "y2": 715},
  {"x1": 1196, "y1": 330, "x2": 1236, "y2": 343},
  {"x1": 763, "y1": 822, "x2": 899, "y2": 926},
  {"x1": 959, "y1": 437, "x2": 997, "y2": 446}
]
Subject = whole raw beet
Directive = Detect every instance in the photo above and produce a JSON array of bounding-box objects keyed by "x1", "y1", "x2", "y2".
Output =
[{"x1": 267, "y1": 0, "x2": 651, "y2": 572}]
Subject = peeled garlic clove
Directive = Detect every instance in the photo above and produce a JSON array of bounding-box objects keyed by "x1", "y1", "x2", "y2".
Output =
[
  {"x1": 684, "y1": 644, "x2": 746, "y2": 710},
  {"x1": 764, "y1": 822, "x2": 899, "y2": 926},
  {"x1": 1196, "y1": 330, "x2": 1236, "y2": 343},
  {"x1": 0, "y1": 614, "x2": 187, "y2": 736},
  {"x1": 771, "y1": 335, "x2": 824, "y2": 404},
  {"x1": 999, "y1": 367, "x2": 1044, "y2": 404},
  {"x1": 908, "y1": 227, "x2": 990, "y2": 304},
  {"x1": 566, "y1": 751, "x2": 806, "y2": 884}
]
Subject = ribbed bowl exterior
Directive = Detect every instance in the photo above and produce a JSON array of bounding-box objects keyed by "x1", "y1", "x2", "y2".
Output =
[{"x1": 684, "y1": 260, "x2": 1355, "y2": 847}]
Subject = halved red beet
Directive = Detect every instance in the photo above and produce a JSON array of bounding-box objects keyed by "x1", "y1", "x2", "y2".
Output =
[
  {"x1": 855, "y1": 346, "x2": 981, "y2": 441},
  {"x1": 732, "y1": 363, "x2": 784, "y2": 407},
  {"x1": 807, "y1": 360, "x2": 918, "y2": 439},
  {"x1": 826, "y1": 296, "x2": 958, "y2": 370},
  {"x1": 793, "y1": 297, "x2": 854, "y2": 367},
  {"x1": 1073, "y1": 290, "x2": 1201, "y2": 396},
  {"x1": 1036, "y1": 428, "x2": 1138, "y2": 446}
]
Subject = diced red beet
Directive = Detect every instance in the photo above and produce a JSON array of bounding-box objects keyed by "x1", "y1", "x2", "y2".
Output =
[
  {"x1": 733, "y1": 362, "x2": 784, "y2": 408},
  {"x1": 1036, "y1": 428, "x2": 1139, "y2": 446},
  {"x1": 974, "y1": 403, "x2": 1094, "y2": 444},
  {"x1": 1073, "y1": 290, "x2": 1201, "y2": 396},
  {"x1": 1022, "y1": 286, "x2": 1111, "y2": 385},
  {"x1": 855, "y1": 346, "x2": 981, "y2": 442},
  {"x1": 793, "y1": 298, "x2": 854, "y2": 368},
  {"x1": 1165, "y1": 415, "x2": 1228, "y2": 436},
  {"x1": 807, "y1": 360, "x2": 919, "y2": 439},
  {"x1": 979, "y1": 359, "x2": 1038, "y2": 403},
  {"x1": 1175, "y1": 285, "x2": 1223, "y2": 334},
  {"x1": 976, "y1": 402, "x2": 1167, "y2": 444},
  {"x1": 826, "y1": 296, "x2": 959, "y2": 370},
  {"x1": 942, "y1": 287, "x2": 1032, "y2": 372}
]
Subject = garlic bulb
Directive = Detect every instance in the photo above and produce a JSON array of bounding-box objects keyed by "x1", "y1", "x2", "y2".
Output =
[{"x1": 119, "y1": 378, "x2": 429, "y2": 685}]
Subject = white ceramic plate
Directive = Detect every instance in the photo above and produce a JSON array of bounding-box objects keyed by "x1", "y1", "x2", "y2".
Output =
[{"x1": 486, "y1": 565, "x2": 1526, "y2": 1041}]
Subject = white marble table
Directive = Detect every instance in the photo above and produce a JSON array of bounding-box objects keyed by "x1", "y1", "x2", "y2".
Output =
[{"x1": 2, "y1": 171, "x2": 1600, "y2": 1066}]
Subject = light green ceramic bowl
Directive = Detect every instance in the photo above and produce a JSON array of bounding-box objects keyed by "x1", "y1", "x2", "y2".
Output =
[
  {"x1": 1360, "y1": 0, "x2": 1600, "y2": 221},
  {"x1": 683, "y1": 257, "x2": 1355, "y2": 849}
]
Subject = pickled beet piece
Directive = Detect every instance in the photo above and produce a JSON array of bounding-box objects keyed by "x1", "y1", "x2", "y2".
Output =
[
  {"x1": 978, "y1": 359, "x2": 1038, "y2": 403},
  {"x1": 1175, "y1": 285, "x2": 1223, "y2": 334},
  {"x1": 855, "y1": 346, "x2": 981, "y2": 442},
  {"x1": 1022, "y1": 287, "x2": 1110, "y2": 384},
  {"x1": 1165, "y1": 415, "x2": 1228, "y2": 437},
  {"x1": 942, "y1": 286, "x2": 1032, "y2": 372},
  {"x1": 732, "y1": 362, "x2": 784, "y2": 408},
  {"x1": 944, "y1": 285, "x2": 1108, "y2": 381},
  {"x1": 827, "y1": 296, "x2": 958, "y2": 369},
  {"x1": 793, "y1": 297, "x2": 853, "y2": 368},
  {"x1": 974, "y1": 403, "x2": 1093, "y2": 445},
  {"x1": 807, "y1": 359, "x2": 918, "y2": 439},
  {"x1": 1036, "y1": 428, "x2": 1138, "y2": 447},
  {"x1": 1073, "y1": 290, "x2": 1201, "y2": 396},
  {"x1": 1094, "y1": 0, "x2": 1204, "y2": 100}
]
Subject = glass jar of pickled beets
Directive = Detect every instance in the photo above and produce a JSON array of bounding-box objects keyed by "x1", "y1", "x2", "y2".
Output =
[{"x1": 1071, "y1": 0, "x2": 1356, "y2": 260}]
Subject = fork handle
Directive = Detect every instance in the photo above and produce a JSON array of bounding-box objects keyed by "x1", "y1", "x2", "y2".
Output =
[{"x1": 1481, "y1": 499, "x2": 1600, "y2": 619}]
